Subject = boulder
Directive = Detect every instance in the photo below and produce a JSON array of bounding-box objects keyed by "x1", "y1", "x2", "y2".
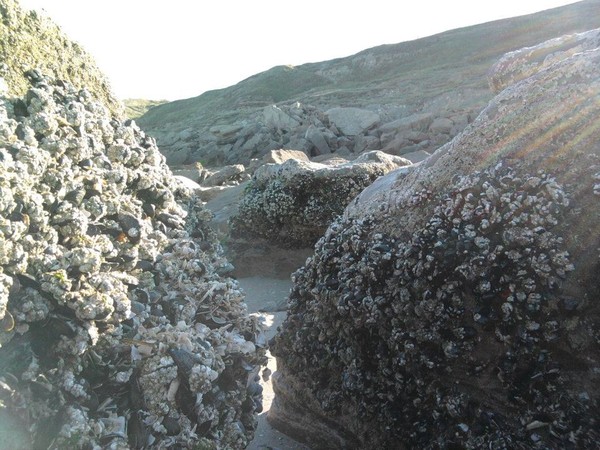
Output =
[
  {"x1": 230, "y1": 151, "x2": 411, "y2": 248},
  {"x1": 201, "y1": 164, "x2": 246, "y2": 187},
  {"x1": 401, "y1": 149, "x2": 431, "y2": 163},
  {"x1": 378, "y1": 113, "x2": 433, "y2": 134},
  {"x1": 262, "y1": 149, "x2": 310, "y2": 165},
  {"x1": 171, "y1": 166, "x2": 203, "y2": 182},
  {"x1": 305, "y1": 124, "x2": 331, "y2": 155},
  {"x1": 263, "y1": 104, "x2": 300, "y2": 130},
  {"x1": 429, "y1": 117, "x2": 454, "y2": 134},
  {"x1": 353, "y1": 134, "x2": 381, "y2": 153},
  {"x1": 325, "y1": 107, "x2": 380, "y2": 136},
  {"x1": 0, "y1": 74, "x2": 265, "y2": 449},
  {"x1": 489, "y1": 28, "x2": 600, "y2": 93},
  {"x1": 271, "y1": 38, "x2": 600, "y2": 449}
]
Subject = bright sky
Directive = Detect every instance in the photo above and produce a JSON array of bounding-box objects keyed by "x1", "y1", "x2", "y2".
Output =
[{"x1": 19, "y1": 0, "x2": 581, "y2": 101}]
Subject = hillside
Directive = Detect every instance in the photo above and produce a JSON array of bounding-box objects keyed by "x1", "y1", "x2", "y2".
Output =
[
  {"x1": 0, "y1": 0, "x2": 123, "y2": 117},
  {"x1": 136, "y1": 0, "x2": 600, "y2": 167}
]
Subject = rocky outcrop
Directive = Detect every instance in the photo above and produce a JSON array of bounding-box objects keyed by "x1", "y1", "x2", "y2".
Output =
[
  {"x1": 270, "y1": 38, "x2": 600, "y2": 449},
  {"x1": 489, "y1": 28, "x2": 600, "y2": 93},
  {"x1": 144, "y1": 99, "x2": 470, "y2": 167},
  {"x1": 0, "y1": 74, "x2": 265, "y2": 449},
  {"x1": 0, "y1": 0, "x2": 123, "y2": 117},
  {"x1": 325, "y1": 107, "x2": 380, "y2": 136},
  {"x1": 230, "y1": 151, "x2": 411, "y2": 248},
  {"x1": 137, "y1": 1, "x2": 600, "y2": 168}
]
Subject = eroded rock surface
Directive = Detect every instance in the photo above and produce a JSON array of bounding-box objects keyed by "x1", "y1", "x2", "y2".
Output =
[
  {"x1": 270, "y1": 38, "x2": 600, "y2": 449},
  {"x1": 0, "y1": 74, "x2": 266, "y2": 449}
]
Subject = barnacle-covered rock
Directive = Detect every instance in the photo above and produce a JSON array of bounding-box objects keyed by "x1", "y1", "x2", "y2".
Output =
[
  {"x1": 0, "y1": 73, "x2": 266, "y2": 449},
  {"x1": 271, "y1": 38, "x2": 600, "y2": 448},
  {"x1": 489, "y1": 27, "x2": 600, "y2": 93},
  {"x1": 0, "y1": 0, "x2": 123, "y2": 117},
  {"x1": 230, "y1": 150, "x2": 411, "y2": 248}
]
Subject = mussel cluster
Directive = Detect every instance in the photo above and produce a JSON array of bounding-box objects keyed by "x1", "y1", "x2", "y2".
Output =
[
  {"x1": 273, "y1": 162, "x2": 599, "y2": 448},
  {"x1": 231, "y1": 153, "x2": 410, "y2": 248},
  {"x1": 0, "y1": 72, "x2": 266, "y2": 449}
]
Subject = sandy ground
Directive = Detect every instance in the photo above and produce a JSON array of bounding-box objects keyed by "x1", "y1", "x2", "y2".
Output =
[{"x1": 239, "y1": 277, "x2": 311, "y2": 450}]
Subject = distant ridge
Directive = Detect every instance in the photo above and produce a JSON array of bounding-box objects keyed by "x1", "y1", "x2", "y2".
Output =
[{"x1": 136, "y1": 0, "x2": 600, "y2": 166}]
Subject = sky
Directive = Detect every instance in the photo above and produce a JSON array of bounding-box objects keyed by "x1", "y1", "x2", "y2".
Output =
[{"x1": 18, "y1": 0, "x2": 581, "y2": 101}]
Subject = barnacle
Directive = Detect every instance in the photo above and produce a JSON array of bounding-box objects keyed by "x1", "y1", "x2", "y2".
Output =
[
  {"x1": 0, "y1": 74, "x2": 266, "y2": 449},
  {"x1": 273, "y1": 163, "x2": 598, "y2": 448}
]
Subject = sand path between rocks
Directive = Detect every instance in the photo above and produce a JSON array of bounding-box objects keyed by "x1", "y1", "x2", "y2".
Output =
[{"x1": 239, "y1": 277, "x2": 311, "y2": 450}]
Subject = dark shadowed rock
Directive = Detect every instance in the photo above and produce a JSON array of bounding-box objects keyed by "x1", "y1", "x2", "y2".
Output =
[{"x1": 270, "y1": 37, "x2": 600, "y2": 449}]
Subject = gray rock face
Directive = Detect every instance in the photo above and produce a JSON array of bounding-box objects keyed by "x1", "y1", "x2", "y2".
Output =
[
  {"x1": 325, "y1": 107, "x2": 380, "y2": 136},
  {"x1": 261, "y1": 149, "x2": 310, "y2": 165},
  {"x1": 0, "y1": 75, "x2": 265, "y2": 449},
  {"x1": 270, "y1": 36, "x2": 600, "y2": 449},
  {"x1": 230, "y1": 151, "x2": 411, "y2": 248},
  {"x1": 304, "y1": 124, "x2": 331, "y2": 155},
  {"x1": 489, "y1": 28, "x2": 600, "y2": 93},
  {"x1": 263, "y1": 104, "x2": 300, "y2": 130},
  {"x1": 201, "y1": 163, "x2": 246, "y2": 187}
]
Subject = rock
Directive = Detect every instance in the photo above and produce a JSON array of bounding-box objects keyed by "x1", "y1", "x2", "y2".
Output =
[
  {"x1": 379, "y1": 113, "x2": 433, "y2": 134},
  {"x1": 230, "y1": 151, "x2": 411, "y2": 248},
  {"x1": 401, "y1": 149, "x2": 431, "y2": 163},
  {"x1": 262, "y1": 149, "x2": 310, "y2": 165},
  {"x1": 201, "y1": 164, "x2": 246, "y2": 187},
  {"x1": 353, "y1": 134, "x2": 381, "y2": 153},
  {"x1": 135, "y1": 3, "x2": 600, "y2": 168},
  {"x1": 0, "y1": 0, "x2": 123, "y2": 117},
  {"x1": 172, "y1": 166, "x2": 202, "y2": 182},
  {"x1": 489, "y1": 28, "x2": 600, "y2": 93},
  {"x1": 305, "y1": 125, "x2": 331, "y2": 155},
  {"x1": 165, "y1": 147, "x2": 191, "y2": 166},
  {"x1": 429, "y1": 117, "x2": 454, "y2": 134},
  {"x1": 0, "y1": 74, "x2": 266, "y2": 449},
  {"x1": 271, "y1": 36, "x2": 600, "y2": 449},
  {"x1": 173, "y1": 175, "x2": 202, "y2": 192},
  {"x1": 203, "y1": 182, "x2": 249, "y2": 235},
  {"x1": 210, "y1": 123, "x2": 245, "y2": 144},
  {"x1": 325, "y1": 107, "x2": 380, "y2": 136},
  {"x1": 263, "y1": 105, "x2": 300, "y2": 130}
]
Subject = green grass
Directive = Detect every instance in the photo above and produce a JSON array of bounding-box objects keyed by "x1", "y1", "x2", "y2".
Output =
[{"x1": 123, "y1": 98, "x2": 168, "y2": 119}]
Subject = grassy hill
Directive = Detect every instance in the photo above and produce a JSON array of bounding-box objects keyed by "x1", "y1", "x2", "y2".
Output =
[
  {"x1": 0, "y1": 0, "x2": 123, "y2": 117},
  {"x1": 136, "y1": 0, "x2": 600, "y2": 164}
]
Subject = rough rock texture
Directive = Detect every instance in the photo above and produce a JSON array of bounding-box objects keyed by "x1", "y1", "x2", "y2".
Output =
[
  {"x1": 0, "y1": 0, "x2": 123, "y2": 118},
  {"x1": 230, "y1": 151, "x2": 411, "y2": 248},
  {"x1": 489, "y1": 28, "x2": 600, "y2": 93},
  {"x1": 270, "y1": 40, "x2": 600, "y2": 449},
  {"x1": 325, "y1": 107, "x2": 380, "y2": 136},
  {"x1": 201, "y1": 164, "x2": 246, "y2": 187},
  {"x1": 0, "y1": 74, "x2": 266, "y2": 449},
  {"x1": 261, "y1": 149, "x2": 310, "y2": 165}
]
